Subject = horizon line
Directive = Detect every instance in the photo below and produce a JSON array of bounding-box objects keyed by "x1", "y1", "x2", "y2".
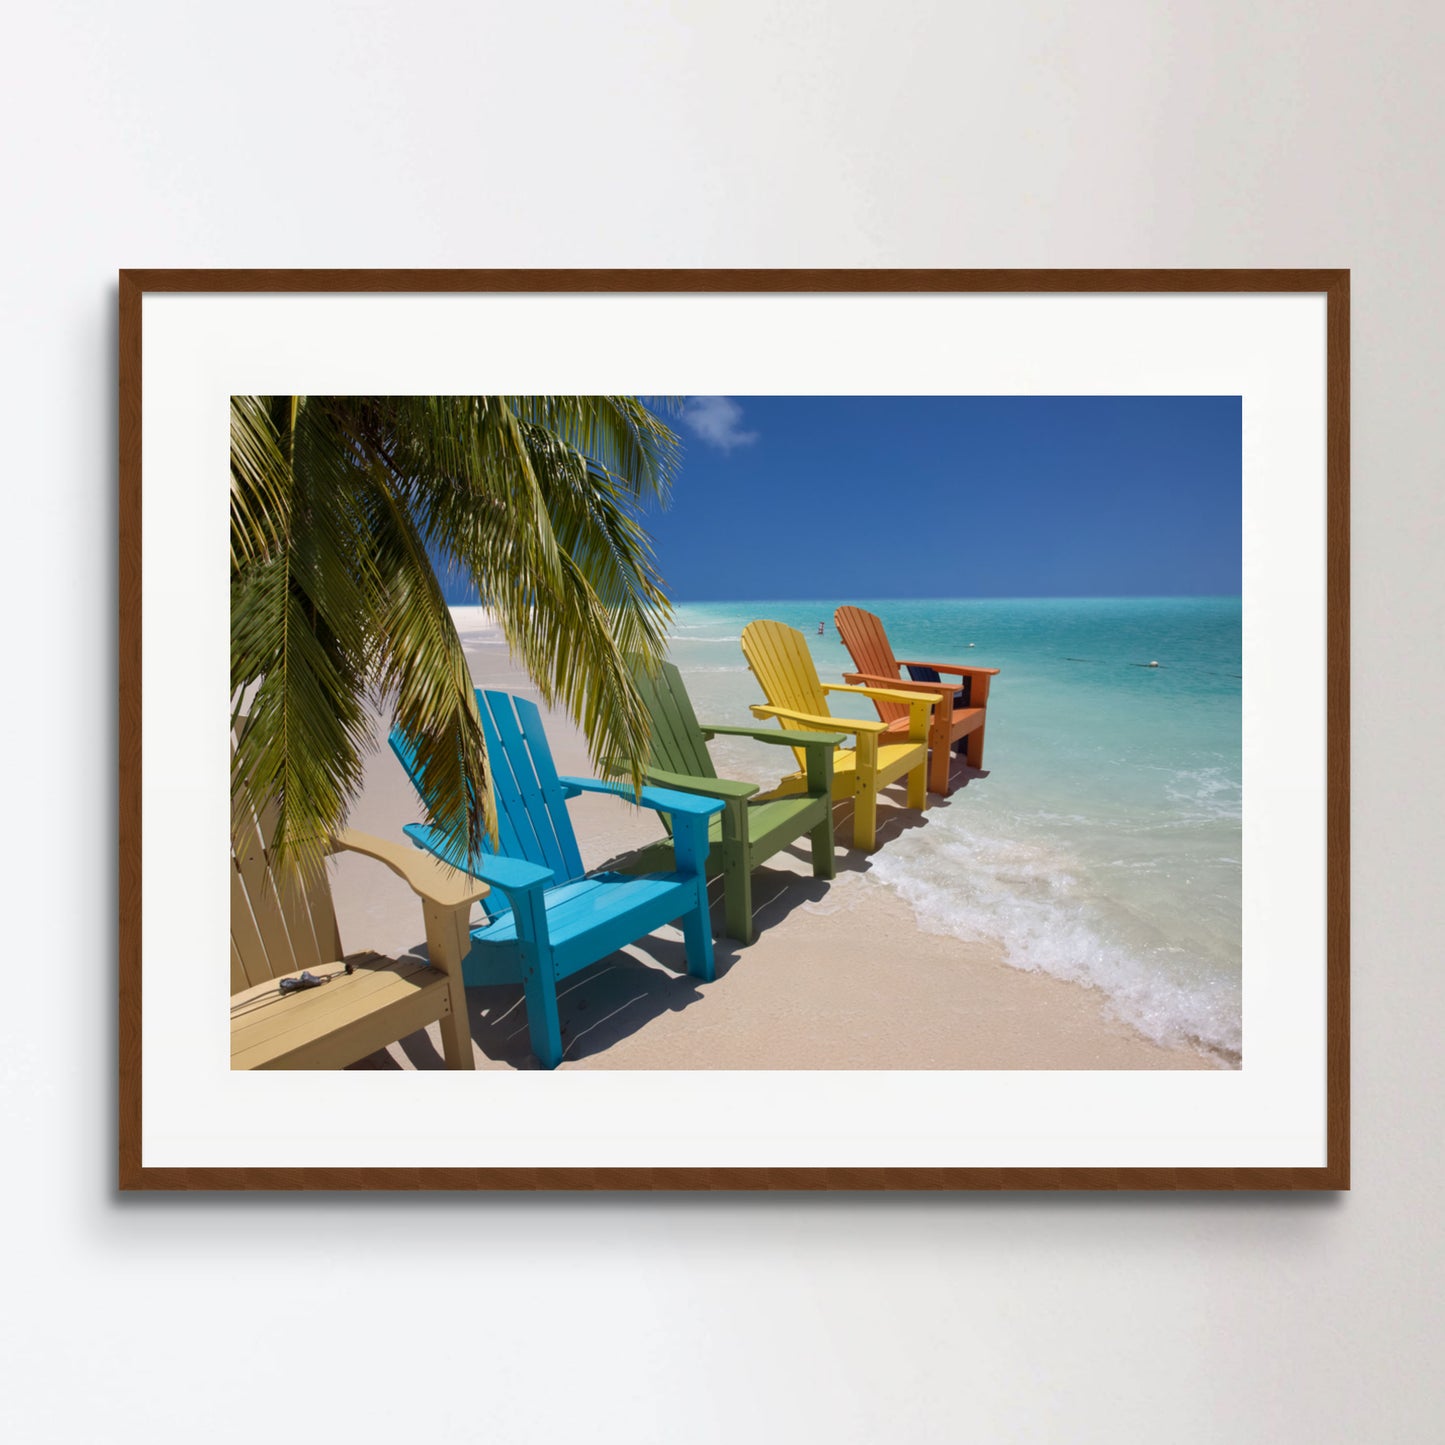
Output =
[{"x1": 446, "y1": 592, "x2": 1244, "y2": 607}]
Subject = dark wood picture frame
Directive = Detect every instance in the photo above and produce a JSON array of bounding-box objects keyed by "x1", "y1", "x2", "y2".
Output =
[{"x1": 119, "y1": 269, "x2": 1349, "y2": 1191}]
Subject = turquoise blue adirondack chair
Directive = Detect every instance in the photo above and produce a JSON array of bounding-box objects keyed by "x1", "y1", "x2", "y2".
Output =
[{"x1": 391, "y1": 689, "x2": 725, "y2": 1069}]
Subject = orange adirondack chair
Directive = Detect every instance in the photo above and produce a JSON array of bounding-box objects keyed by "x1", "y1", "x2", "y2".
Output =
[{"x1": 834, "y1": 606, "x2": 998, "y2": 795}]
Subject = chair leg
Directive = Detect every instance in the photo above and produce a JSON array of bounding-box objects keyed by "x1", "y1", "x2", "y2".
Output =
[
  {"x1": 720, "y1": 801, "x2": 754, "y2": 944},
  {"x1": 438, "y1": 982, "x2": 475, "y2": 1070},
  {"x1": 681, "y1": 878, "x2": 716, "y2": 981},
  {"x1": 853, "y1": 785, "x2": 878, "y2": 850},
  {"x1": 929, "y1": 739, "x2": 951, "y2": 795},
  {"x1": 722, "y1": 842, "x2": 754, "y2": 944},
  {"x1": 852, "y1": 734, "x2": 880, "y2": 850},
  {"x1": 811, "y1": 807, "x2": 836, "y2": 879},
  {"x1": 906, "y1": 758, "x2": 927, "y2": 810},
  {"x1": 510, "y1": 890, "x2": 563, "y2": 1068},
  {"x1": 966, "y1": 719, "x2": 986, "y2": 769},
  {"x1": 423, "y1": 900, "x2": 476, "y2": 1070},
  {"x1": 929, "y1": 707, "x2": 953, "y2": 795},
  {"x1": 520, "y1": 960, "x2": 564, "y2": 1069}
]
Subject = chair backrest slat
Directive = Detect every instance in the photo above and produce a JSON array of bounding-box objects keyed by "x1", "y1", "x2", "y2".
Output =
[
  {"x1": 508, "y1": 694, "x2": 587, "y2": 881},
  {"x1": 231, "y1": 787, "x2": 302, "y2": 981},
  {"x1": 230, "y1": 857, "x2": 277, "y2": 989},
  {"x1": 834, "y1": 605, "x2": 908, "y2": 725},
  {"x1": 390, "y1": 690, "x2": 587, "y2": 897},
  {"x1": 304, "y1": 871, "x2": 343, "y2": 965},
  {"x1": 741, "y1": 620, "x2": 836, "y2": 771},
  {"x1": 741, "y1": 619, "x2": 831, "y2": 721},
  {"x1": 256, "y1": 798, "x2": 338, "y2": 974},
  {"x1": 480, "y1": 690, "x2": 585, "y2": 883},
  {"x1": 631, "y1": 660, "x2": 717, "y2": 780},
  {"x1": 230, "y1": 939, "x2": 249, "y2": 995},
  {"x1": 230, "y1": 740, "x2": 344, "y2": 988},
  {"x1": 478, "y1": 692, "x2": 557, "y2": 873}
]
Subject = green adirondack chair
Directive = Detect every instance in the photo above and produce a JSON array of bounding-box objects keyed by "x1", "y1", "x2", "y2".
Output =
[{"x1": 627, "y1": 659, "x2": 844, "y2": 945}]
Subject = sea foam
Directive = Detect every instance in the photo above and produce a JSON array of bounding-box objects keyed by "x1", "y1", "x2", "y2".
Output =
[{"x1": 869, "y1": 809, "x2": 1241, "y2": 1062}]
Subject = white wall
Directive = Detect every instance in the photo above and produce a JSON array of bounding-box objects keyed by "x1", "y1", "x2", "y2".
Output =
[{"x1": 3, "y1": 3, "x2": 1441, "y2": 1440}]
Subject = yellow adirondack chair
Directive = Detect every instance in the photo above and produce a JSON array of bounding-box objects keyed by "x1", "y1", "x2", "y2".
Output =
[
  {"x1": 740, "y1": 619, "x2": 934, "y2": 851},
  {"x1": 230, "y1": 796, "x2": 486, "y2": 1070}
]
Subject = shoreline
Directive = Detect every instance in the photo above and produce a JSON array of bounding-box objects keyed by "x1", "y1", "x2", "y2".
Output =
[{"x1": 330, "y1": 618, "x2": 1215, "y2": 1071}]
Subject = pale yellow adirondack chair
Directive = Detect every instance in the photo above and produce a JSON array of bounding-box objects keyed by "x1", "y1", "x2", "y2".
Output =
[
  {"x1": 740, "y1": 619, "x2": 934, "y2": 850},
  {"x1": 230, "y1": 791, "x2": 486, "y2": 1070}
]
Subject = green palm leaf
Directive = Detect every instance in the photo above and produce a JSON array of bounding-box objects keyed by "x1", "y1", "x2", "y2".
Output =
[{"x1": 231, "y1": 394, "x2": 679, "y2": 884}]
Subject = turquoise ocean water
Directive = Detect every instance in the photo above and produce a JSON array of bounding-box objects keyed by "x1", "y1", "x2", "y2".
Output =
[{"x1": 665, "y1": 597, "x2": 1242, "y2": 1063}]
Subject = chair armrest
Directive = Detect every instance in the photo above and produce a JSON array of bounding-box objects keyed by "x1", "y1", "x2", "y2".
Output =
[
  {"x1": 701, "y1": 723, "x2": 848, "y2": 750},
  {"x1": 896, "y1": 660, "x2": 1001, "y2": 679},
  {"x1": 402, "y1": 823, "x2": 554, "y2": 897},
  {"x1": 823, "y1": 683, "x2": 933, "y2": 742},
  {"x1": 749, "y1": 704, "x2": 889, "y2": 736},
  {"x1": 558, "y1": 775, "x2": 726, "y2": 819},
  {"x1": 823, "y1": 682, "x2": 937, "y2": 711},
  {"x1": 331, "y1": 828, "x2": 489, "y2": 910},
  {"x1": 559, "y1": 777, "x2": 720, "y2": 881},
  {"x1": 644, "y1": 767, "x2": 759, "y2": 802},
  {"x1": 842, "y1": 671, "x2": 957, "y2": 698}
]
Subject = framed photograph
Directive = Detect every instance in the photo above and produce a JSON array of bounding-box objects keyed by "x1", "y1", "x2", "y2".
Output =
[{"x1": 119, "y1": 269, "x2": 1348, "y2": 1190}]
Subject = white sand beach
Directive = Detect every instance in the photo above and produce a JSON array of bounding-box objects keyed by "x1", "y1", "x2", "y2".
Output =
[{"x1": 332, "y1": 613, "x2": 1213, "y2": 1071}]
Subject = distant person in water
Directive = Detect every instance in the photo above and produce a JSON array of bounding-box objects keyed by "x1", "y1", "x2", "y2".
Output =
[{"x1": 817, "y1": 622, "x2": 825, "y2": 634}]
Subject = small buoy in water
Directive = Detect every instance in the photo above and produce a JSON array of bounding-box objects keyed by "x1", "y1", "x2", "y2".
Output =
[
  {"x1": 968, "y1": 642, "x2": 976, "y2": 648},
  {"x1": 1148, "y1": 660, "x2": 1159, "y2": 668}
]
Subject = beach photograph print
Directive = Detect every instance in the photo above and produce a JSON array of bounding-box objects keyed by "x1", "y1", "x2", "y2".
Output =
[{"x1": 230, "y1": 394, "x2": 1241, "y2": 1074}]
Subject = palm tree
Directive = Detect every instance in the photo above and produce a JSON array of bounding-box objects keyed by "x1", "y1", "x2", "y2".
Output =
[{"x1": 231, "y1": 395, "x2": 678, "y2": 883}]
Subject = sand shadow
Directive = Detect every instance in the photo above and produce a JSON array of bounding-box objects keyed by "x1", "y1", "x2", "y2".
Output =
[
  {"x1": 356, "y1": 759, "x2": 991, "y2": 1072},
  {"x1": 352, "y1": 930, "x2": 716, "y2": 1071},
  {"x1": 824, "y1": 782, "x2": 935, "y2": 871},
  {"x1": 470, "y1": 949, "x2": 713, "y2": 1068},
  {"x1": 357, "y1": 844, "x2": 857, "y2": 1072},
  {"x1": 947, "y1": 754, "x2": 990, "y2": 790}
]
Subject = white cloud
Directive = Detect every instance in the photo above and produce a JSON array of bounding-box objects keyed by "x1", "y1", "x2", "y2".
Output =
[{"x1": 682, "y1": 395, "x2": 758, "y2": 453}]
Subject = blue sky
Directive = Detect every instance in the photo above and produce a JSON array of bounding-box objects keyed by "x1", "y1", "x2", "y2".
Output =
[{"x1": 641, "y1": 395, "x2": 1241, "y2": 601}]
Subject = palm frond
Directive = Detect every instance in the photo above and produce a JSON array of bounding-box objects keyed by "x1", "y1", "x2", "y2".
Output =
[
  {"x1": 230, "y1": 394, "x2": 292, "y2": 574},
  {"x1": 230, "y1": 397, "x2": 375, "y2": 882},
  {"x1": 231, "y1": 393, "x2": 682, "y2": 882},
  {"x1": 360, "y1": 443, "x2": 496, "y2": 864},
  {"x1": 509, "y1": 396, "x2": 680, "y2": 504},
  {"x1": 425, "y1": 407, "x2": 676, "y2": 787}
]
